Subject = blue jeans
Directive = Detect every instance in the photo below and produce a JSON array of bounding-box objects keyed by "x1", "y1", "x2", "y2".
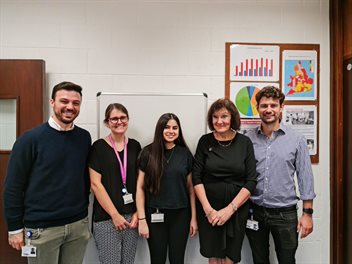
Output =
[
  {"x1": 245, "y1": 203, "x2": 298, "y2": 264},
  {"x1": 24, "y1": 217, "x2": 91, "y2": 264}
]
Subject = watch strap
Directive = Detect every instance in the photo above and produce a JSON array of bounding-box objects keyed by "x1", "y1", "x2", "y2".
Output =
[{"x1": 303, "y1": 208, "x2": 313, "y2": 214}]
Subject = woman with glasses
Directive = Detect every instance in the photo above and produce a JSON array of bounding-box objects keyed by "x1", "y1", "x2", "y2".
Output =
[
  {"x1": 88, "y1": 103, "x2": 141, "y2": 264},
  {"x1": 136, "y1": 113, "x2": 197, "y2": 264},
  {"x1": 192, "y1": 99, "x2": 257, "y2": 264}
]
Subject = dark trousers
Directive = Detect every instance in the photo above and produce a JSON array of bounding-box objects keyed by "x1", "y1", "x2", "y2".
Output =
[
  {"x1": 146, "y1": 207, "x2": 190, "y2": 264},
  {"x1": 246, "y1": 203, "x2": 298, "y2": 264}
]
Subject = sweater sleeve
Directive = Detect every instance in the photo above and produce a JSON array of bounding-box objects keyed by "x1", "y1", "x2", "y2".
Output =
[
  {"x1": 192, "y1": 134, "x2": 208, "y2": 186},
  {"x1": 243, "y1": 136, "x2": 257, "y2": 193},
  {"x1": 3, "y1": 132, "x2": 36, "y2": 231}
]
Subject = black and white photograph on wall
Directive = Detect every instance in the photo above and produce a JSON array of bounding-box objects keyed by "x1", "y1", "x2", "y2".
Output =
[{"x1": 282, "y1": 105, "x2": 317, "y2": 155}]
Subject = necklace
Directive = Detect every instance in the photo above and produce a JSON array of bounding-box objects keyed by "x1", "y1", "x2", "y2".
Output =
[
  {"x1": 165, "y1": 147, "x2": 175, "y2": 164},
  {"x1": 215, "y1": 131, "x2": 236, "y2": 147},
  {"x1": 217, "y1": 139, "x2": 233, "y2": 147}
]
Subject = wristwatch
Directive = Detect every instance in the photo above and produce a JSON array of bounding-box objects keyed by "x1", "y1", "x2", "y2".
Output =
[{"x1": 303, "y1": 208, "x2": 314, "y2": 215}]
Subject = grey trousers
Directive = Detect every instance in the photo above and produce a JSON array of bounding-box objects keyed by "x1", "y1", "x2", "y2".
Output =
[{"x1": 25, "y1": 217, "x2": 91, "y2": 264}]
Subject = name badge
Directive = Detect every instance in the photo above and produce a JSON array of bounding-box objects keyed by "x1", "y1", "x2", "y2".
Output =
[
  {"x1": 123, "y1": 193, "x2": 134, "y2": 204},
  {"x1": 22, "y1": 245, "x2": 37, "y2": 257},
  {"x1": 246, "y1": 219, "x2": 259, "y2": 231},
  {"x1": 151, "y1": 213, "x2": 164, "y2": 223}
]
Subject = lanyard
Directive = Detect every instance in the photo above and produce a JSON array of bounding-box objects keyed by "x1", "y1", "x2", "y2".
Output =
[{"x1": 109, "y1": 134, "x2": 128, "y2": 186}]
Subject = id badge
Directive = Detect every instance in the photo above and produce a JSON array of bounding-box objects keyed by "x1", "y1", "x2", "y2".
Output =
[
  {"x1": 21, "y1": 245, "x2": 37, "y2": 257},
  {"x1": 123, "y1": 193, "x2": 134, "y2": 204},
  {"x1": 151, "y1": 213, "x2": 164, "y2": 223},
  {"x1": 246, "y1": 219, "x2": 259, "y2": 231}
]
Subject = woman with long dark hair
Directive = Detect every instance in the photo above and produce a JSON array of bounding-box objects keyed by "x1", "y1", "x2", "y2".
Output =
[{"x1": 136, "y1": 113, "x2": 197, "y2": 264}]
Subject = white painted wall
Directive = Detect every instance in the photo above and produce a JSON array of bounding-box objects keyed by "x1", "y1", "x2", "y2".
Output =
[{"x1": 0, "y1": 0, "x2": 330, "y2": 263}]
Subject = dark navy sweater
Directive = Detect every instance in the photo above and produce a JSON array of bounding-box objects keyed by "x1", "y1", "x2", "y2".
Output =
[{"x1": 4, "y1": 123, "x2": 91, "y2": 231}]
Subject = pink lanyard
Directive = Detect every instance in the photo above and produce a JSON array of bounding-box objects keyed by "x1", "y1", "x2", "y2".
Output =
[{"x1": 109, "y1": 135, "x2": 128, "y2": 186}]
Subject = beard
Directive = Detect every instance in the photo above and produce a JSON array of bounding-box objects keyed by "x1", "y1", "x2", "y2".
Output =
[
  {"x1": 55, "y1": 109, "x2": 79, "y2": 124},
  {"x1": 261, "y1": 114, "x2": 279, "y2": 124}
]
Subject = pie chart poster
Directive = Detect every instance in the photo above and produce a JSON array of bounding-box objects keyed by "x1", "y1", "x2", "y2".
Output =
[{"x1": 230, "y1": 82, "x2": 279, "y2": 118}]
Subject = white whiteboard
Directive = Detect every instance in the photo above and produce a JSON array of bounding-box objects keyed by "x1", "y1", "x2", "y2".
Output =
[
  {"x1": 88, "y1": 92, "x2": 259, "y2": 263},
  {"x1": 97, "y1": 92, "x2": 208, "y2": 154},
  {"x1": 94, "y1": 92, "x2": 209, "y2": 263}
]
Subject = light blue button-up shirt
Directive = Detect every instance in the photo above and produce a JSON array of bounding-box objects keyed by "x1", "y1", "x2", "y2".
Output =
[{"x1": 245, "y1": 123, "x2": 316, "y2": 208}]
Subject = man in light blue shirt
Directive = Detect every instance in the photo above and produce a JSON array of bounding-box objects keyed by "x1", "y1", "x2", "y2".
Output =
[{"x1": 245, "y1": 86, "x2": 316, "y2": 264}]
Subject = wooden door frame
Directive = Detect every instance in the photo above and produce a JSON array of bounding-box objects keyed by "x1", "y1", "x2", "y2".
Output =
[
  {"x1": 330, "y1": 0, "x2": 344, "y2": 263},
  {"x1": 0, "y1": 59, "x2": 45, "y2": 264}
]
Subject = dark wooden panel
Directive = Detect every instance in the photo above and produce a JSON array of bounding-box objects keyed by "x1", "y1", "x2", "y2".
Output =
[
  {"x1": 330, "y1": 0, "x2": 345, "y2": 262},
  {"x1": 343, "y1": 0, "x2": 352, "y2": 59},
  {"x1": 0, "y1": 59, "x2": 45, "y2": 264},
  {"x1": 343, "y1": 58, "x2": 352, "y2": 263}
]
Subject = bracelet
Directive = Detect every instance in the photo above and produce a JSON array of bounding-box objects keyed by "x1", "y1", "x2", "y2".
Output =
[
  {"x1": 230, "y1": 202, "x2": 238, "y2": 213},
  {"x1": 138, "y1": 217, "x2": 146, "y2": 221}
]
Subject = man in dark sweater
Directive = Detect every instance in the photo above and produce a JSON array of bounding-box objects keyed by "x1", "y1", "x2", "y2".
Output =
[{"x1": 4, "y1": 81, "x2": 92, "y2": 264}]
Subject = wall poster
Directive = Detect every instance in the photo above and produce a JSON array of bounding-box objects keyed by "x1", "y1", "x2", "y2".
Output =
[
  {"x1": 229, "y1": 44, "x2": 280, "y2": 82},
  {"x1": 225, "y1": 42, "x2": 320, "y2": 163},
  {"x1": 282, "y1": 105, "x2": 317, "y2": 156},
  {"x1": 282, "y1": 50, "x2": 317, "y2": 101}
]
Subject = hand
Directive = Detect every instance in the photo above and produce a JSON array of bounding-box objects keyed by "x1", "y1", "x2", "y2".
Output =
[
  {"x1": 216, "y1": 205, "x2": 234, "y2": 226},
  {"x1": 112, "y1": 213, "x2": 130, "y2": 231},
  {"x1": 206, "y1": 209, "x2": 220, "y2": 226},
  {"x1": 297, "y1": 213, "x2": 313, "y2": 238},
  {"x1": 129, "y1": 212, "x2": 138, "y2": 229},
  {"x1": 138, "y1": 219, "x2": 149, "y2": 239},
  {"x1": 189, "y1": 217, "x2": 198, "y2": 237},
  {"x1": 8, "y1": 232, "x2": 24, "y2": 250}
]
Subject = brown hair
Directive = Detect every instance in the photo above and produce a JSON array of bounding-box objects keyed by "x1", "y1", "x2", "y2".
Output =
[
  {"x1": 255, "y1": 86, "x2": 285, "y2": 106},
  {"x1": 51, "y1": 81, "x2": 82, "y2": 99},
  {"x1": 103, "y1": 103, "x2": 129, "y2": 124},
  {"x1": 207, "y1": 98, "x2": 241, "y2": 131}
]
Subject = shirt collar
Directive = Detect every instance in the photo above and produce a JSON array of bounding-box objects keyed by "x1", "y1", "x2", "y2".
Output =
[
  {"x1": 48, "y1": 116, "x2": 75, "y2": 131},
  {"x1": 256, "y1": 122, "x2": 286, "y2": 136}
]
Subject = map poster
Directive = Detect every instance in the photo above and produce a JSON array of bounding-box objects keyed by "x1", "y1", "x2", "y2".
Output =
[{"x1": 282, "y1": 50, "x2": 317, "y2": 101}]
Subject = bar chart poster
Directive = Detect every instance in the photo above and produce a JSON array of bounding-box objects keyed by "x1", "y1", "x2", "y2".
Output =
[
  {"x1": 230, "y1": 44, "x2": 280, "y2": 82},
  {"x1": 230, "y1": 82, "x2": 279, "y2": 118},
  {"x1": 282, "y1": 50, "x2": 317, "y2": 100}
]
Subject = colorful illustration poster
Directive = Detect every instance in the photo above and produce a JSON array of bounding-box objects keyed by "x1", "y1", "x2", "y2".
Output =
[
  {"x1": 282, "y1": 50, "x2": 317, "y2": 100},
  {"x1": 229, "y1": 44, "x2": 280, "y2": 82},
  {"x1": 230, "y1": 82, "x2": 279, "y2": 118}
]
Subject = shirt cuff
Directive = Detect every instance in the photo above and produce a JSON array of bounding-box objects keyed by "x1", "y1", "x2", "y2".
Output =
[{"x1": 8, "y1": 228, "x2": 23, "y2": 235}]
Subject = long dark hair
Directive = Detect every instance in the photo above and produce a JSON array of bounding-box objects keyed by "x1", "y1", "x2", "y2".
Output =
[{"x1": 144, "y1": 113, "x2": 188, "y2": 195}]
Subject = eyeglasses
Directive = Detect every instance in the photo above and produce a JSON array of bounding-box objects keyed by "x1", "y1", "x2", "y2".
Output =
[{"x1": 108, "y1": 116, "x2": 128, "y2": 124}]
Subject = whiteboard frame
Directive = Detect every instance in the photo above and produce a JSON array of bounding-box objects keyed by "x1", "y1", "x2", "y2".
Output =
[{"x1": 96, "y1": 92, "x2": 208, "y2": 154}]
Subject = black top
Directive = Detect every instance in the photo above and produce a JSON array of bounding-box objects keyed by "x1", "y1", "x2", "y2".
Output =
[
  {"x1": 88, "y1": 138, "x2": 141, "y2": 222},
  {"x1": 192, "y1": 132, "x2": 257, "y2": 193},
  {"x1": 139, "y1": 144, "x2": 193, "y2": 209}
]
